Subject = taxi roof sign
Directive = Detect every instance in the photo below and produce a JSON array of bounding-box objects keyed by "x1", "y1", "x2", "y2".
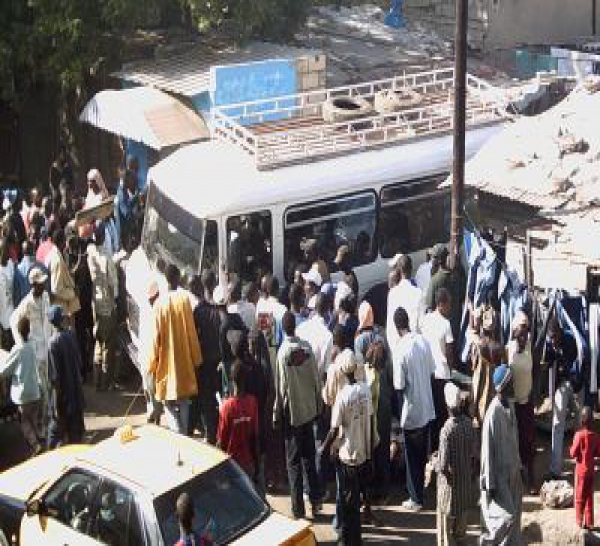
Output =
[{"x1": 115, "y1": 425, "x2": 138, "y2": 444}]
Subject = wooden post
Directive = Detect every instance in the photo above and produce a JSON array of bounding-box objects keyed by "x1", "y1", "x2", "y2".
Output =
[
  {"x1": 450, "y1": 0, "x2": 468, "y2": 266},
  {"x1": 526, "y1": 230, "x2": 533, "y2": 290}
]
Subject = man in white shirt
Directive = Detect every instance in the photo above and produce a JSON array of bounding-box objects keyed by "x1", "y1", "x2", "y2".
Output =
[
  {"x1": 322, "y1": 327, "x2": 366, "y2": 408},
  {"x1": 255, "y1": 274, "x2": 287, "y2": 349},
  {"x1": 297, "y1": 293, "x2": 333, "y2": 379},
  {"x1": 228, "y1": 278, "x2": 256, "y2": 331},
  {"x1": 321, "y1": 352, "x2": 373, "y2": 546},
  {"x1": 414, "y1": 250, "x2": 433, "y2": 294},
  {"x1": 11, "y1": 267, "x2": 53, "y2": 438},
  {"x1": 392, "y1": 306, "x2": 436, "y2": 511},
  {"x1": 420, "y1": 287, "x2": 454, "y2": 452},
  {"x1": 302, "y1": 269, "x2": 322, "y2": 314},
  {"x1": 387, "y1": 254, "x2": 422, "y2": 362}
]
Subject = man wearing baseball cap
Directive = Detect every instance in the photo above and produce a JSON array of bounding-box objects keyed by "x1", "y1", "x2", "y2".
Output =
[
  {"x1": 480, "y1": 364, "x2": 523, "y2": 545},
  {"x1": 425, "y1": 243, "x2": 463, "y2": 344},
  {"x1": 11, "y1": 267, "x2": 53, "y2": 439}
]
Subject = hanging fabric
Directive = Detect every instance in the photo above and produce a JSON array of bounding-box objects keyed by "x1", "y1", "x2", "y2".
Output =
[
  {"x1": 459, "y1": 230, "x2": 498, "y2": 363},
  {"x1": 498, "y1": 268, "x2": 529, "y2": 346},
  {"x1": 589, "y1": 303, "x2": 599, "y2": 394}
]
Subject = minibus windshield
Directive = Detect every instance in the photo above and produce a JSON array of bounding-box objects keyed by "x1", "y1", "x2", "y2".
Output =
[{"x1": 141, "y1": 183, "x2": 203, "y2": 277}]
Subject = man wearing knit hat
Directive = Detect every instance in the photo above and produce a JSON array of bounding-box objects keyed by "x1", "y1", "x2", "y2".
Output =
[
  {"x1": 437, "y1": 382, "x2": 477, "y2": 546},
  {"x1": 479, "y1": 364, "x2": 523, "y2": 546},
  {"x1": 322, "y1": 346, "x2": 373, "y2": 546}
]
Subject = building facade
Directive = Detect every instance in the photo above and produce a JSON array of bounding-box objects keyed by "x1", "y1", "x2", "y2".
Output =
[{"x1": 404, "y1": 0, "x2": 599, "y2": 51}]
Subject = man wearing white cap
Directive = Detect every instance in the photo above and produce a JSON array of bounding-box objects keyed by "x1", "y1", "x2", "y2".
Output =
[
  {"x1": 322, "y1": 348, "x2": 373, "y2": 546},
  {"x1": 302, "y1": 269, "x2": 323, "y2": 315},
  {"x1": 437, "y1": 382, "x2": 477, "y2": 546},
  {"x1": 11, "y1": 267, "x2": 53, "y2": 437}
]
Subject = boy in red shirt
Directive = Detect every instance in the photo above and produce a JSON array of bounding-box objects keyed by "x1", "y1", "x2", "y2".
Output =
[
  {"x1": 570, "y1": 406, "x2": 600, "y2": 528},
  {"x1": 217, "y1": 360, "x2": 259, "y2": 481}
]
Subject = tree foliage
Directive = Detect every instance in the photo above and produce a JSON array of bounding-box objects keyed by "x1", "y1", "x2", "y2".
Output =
[
  {"x1": 0, "y1": 0, "x2": 313, "y2": 107},
  {"x1": 188, "y1": 0, "x2": 312, "y2": 41}
]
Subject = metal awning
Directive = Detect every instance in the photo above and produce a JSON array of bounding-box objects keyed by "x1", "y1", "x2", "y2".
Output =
[
  {"x1": 79, "y1": 86, "x2": 209, "y2": 150},
  {"x1": 113, "y1": 42, "x2": 319, "y2": 97}
]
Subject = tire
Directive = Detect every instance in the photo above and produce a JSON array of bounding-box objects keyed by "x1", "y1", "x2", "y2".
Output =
[
  {"x1": 322, "y1": 96, "x2": 373, "y2": 123},
  {"x1": 373, "y1": 88, "x2": 423, "y2": 114}
]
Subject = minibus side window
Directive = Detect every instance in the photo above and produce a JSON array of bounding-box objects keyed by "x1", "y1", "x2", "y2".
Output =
[
  {"x1": 284, "y1": 192, "x2": 377, "y2": 277},
  {"x1": 379, "y1": 173, "x2": 450, "y2": 257},
  {"x1": 202, "y1": 220, "x2": 219, "y2": 275},
  {"x1": 226, "y1": 211, "x2": 273, "y2": 283}
]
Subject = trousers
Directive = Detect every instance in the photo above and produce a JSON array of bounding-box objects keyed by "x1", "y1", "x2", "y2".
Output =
[
  {"x1": 437, "y1": 506, "x2": 468, "y2": 546},
  {"x1": 94, "y1": 312, "x2": 117, "y2": 383},
  {"x1": 339, "y1": 462, "x2": 363, "y2": 546},
  {"x1": 431, "y1": 377, "x2": 448, "y2": 452},
  {"x1": 404, "y1": 423, "x2": 430, "y2": 505},
  {"x1": 284, "y1": 419, "x2": 320, "y2": 518},
  {"x1": 18, "y1": 401, "x2": 41, "y2": 451},
  {"x1": 164, "y1": 399, "x2": 191, "y2": 435},
  {"x1": 551, "y1": 381, "x2": 577, "y2": 476},
  {"x1": 36, "y1": 358, "x2": 49, "y2": 438},
  {"x1": 575, "y1": 473, "x2": 594, "y2": 528}
]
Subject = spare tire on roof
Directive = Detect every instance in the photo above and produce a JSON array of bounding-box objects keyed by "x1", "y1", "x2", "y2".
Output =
[
  {"x1": 322, "y1": 96, "x2": 373, "y2": 123},
  {"x1": 374, "y1": 88, "x2": 423, "y2": 114}
]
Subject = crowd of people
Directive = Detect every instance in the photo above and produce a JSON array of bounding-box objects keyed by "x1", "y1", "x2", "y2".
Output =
[
  {"x1": 0, "y1": 145, "x2": 144, "y2": 452},
  {"x1": 136, "y1": 229, "x2": 596, "y2": 546},
  {"x1": 1, "y1": 146, "x2": 597, "y2": 546}
]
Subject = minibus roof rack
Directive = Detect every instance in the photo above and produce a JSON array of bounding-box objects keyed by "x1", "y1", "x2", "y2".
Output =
[{"x1": 213, "y1": 67, "x2": 510, "y2": 170}]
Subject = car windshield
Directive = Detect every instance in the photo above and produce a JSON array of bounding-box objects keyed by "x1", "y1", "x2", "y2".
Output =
[
  {"x1": 142, "y1": 182, "x2": 204, "y2": 278},
  {"x1": 154, "y1": 460, "x2": 269, "y2": 545}
]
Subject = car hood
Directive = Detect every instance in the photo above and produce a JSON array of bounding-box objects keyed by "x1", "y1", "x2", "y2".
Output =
[
  {"x1": 232, "y1": 512, "x2": 314, "y2": 546},
  {"x1": 0, "y1": 445, "x2": 90, "y2": 502}
]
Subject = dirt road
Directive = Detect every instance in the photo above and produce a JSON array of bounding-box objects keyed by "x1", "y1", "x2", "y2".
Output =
[{"x1": 0, "y1": 380, "x2": 587, "y2": 545}]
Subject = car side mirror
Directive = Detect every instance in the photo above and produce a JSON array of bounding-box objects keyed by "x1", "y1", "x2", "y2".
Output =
[
  {"x1": 25, "y1": 499, "x2": 44, "y2": 517},
  {"x1": 25, "y1": 499, "x2": 58, "y2": 519}
]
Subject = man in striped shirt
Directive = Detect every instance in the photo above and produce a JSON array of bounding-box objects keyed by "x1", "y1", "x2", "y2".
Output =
[{"x1": 437, "y1": 383, "x2": 477, "y2": 546}]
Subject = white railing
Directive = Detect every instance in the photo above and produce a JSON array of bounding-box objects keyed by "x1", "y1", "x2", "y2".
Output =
[{"x1": 213, "y1": 67, "x2": 508, "y2": 169}]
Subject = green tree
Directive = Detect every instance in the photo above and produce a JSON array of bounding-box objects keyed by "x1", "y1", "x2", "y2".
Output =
[
  {"x1": 188, "y1": 0, "x2": 312, "y2": 42},
  {"x1": 1, "y1": 0, "x2": 313, "y2": 107}
]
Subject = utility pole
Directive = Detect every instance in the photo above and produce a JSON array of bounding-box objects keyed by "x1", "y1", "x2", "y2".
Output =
[{"x1": 450, "y1": 0, "x2": 468, "y2": 267}]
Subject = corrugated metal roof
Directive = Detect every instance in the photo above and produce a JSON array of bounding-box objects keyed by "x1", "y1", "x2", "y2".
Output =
[
  {"x1": 470, "y1": 180, "x2": 570, "y2": 209},
  {"x1": 452, "y1": 82, "x2": 600, "y2": 212},
  {"x1": 113, "y1": 42, "x2": 320, "y2": 97},
  {"x1": 79, "y1": 87, "x2": 209, "y2": 150}
]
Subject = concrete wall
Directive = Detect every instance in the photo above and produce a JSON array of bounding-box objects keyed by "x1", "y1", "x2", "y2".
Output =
[
  {"x1": 404, "y1": 0, "x2": 600, "y2": 51},
  {"x1": 485, "y1": 0, "x2": 598, "y2": 49}
]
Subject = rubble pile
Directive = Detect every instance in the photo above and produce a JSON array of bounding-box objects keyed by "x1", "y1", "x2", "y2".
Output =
[
  {"x1": 296, "y1": 4, "x2": 452, "y2": 85},
  {"x1": 307, "y1": 4, "x2": 452, "y2": 53},
  {"x1": 465, "y1": 77, "x2": 600, "y2": 211}
]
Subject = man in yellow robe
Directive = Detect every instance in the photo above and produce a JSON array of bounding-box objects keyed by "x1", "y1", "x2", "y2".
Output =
[{"x1": 149, "y1": 264, "x2": 202, "y2": 434}]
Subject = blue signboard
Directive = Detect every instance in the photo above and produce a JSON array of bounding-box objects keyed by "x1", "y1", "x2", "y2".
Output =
[{"x1": 211, "y1": 59, "x2": 297, "y2": 124}]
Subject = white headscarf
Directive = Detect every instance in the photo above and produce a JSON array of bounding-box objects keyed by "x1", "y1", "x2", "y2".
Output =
[{"x1": 86, "y1": 168, "x2": 109, "y2": 207}]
